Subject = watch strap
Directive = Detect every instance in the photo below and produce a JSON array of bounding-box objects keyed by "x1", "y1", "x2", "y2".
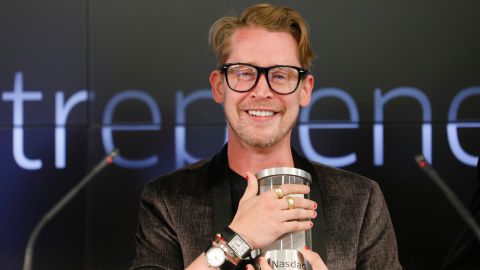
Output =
[{"x1": 221, "y1": 226, "x2": 236, "y2": 241}]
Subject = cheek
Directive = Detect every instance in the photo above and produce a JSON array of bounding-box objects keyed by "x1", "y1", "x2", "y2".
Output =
[
  {"x1": 284, "y1": 99, "x2": 301, "y2": 119},
  {"x1": 288, "y1": 105, "x2": 300, "y2": 118},
  {"x1": 223, "y1": 97, "x2": 239, "y2": 116},
  {"x1": 223, "y1": 96, "x2": 233, "y2": 108},
  {"x1": 283, "y1": 95, "x2": 302, "y2": 110},
  {"x1": 223, "y1": 92, "x2": 244, "y2": 109}
]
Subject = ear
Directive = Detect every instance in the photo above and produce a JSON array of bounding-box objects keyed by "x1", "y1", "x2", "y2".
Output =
[
  {"x1": 210, "y1": 70, "x2": 224, "y2": 104},
  {"x1": 299, "y1": 74, "x2": 314, "y2": 107}
]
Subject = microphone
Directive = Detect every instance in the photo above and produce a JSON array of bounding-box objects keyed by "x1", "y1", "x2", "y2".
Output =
[
  {"x1": 414, "y1": 154, "x2": 480, "y2": 243},
  {"x1": 22, "y1": 149, "x2": 119, "y2": 270}
]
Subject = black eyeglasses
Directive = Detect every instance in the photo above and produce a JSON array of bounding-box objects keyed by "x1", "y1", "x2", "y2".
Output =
[{"x1": 220, "y1": 63, "x2": 309, "y2": 95}]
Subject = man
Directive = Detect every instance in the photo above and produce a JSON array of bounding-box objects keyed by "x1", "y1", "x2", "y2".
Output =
[{"x1": 131, "y1": 4, "x2": 401, "y2": 270}]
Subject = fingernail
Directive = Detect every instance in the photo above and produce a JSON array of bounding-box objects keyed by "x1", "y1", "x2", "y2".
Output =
[
  {"x1": 313, "y1": 202, "x2": 317, "y2": 209},
  {"x1": 245, "y1": 174, "x2": 249, "y2": 180},
  {"x1": 312, "y1": 211, "x2": 317, "y2": 218},
  {"x1": 309, "y1": 221, "x2": 313, "y2": 227},
  {"x1": 304, "y1": 245, "x2": 310, "y2": 250}
]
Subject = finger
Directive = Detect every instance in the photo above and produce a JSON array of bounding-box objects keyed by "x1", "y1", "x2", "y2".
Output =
[
  {"x1": 280, "y1": 209, "x2": 317, "y2": 221},
  {"x1": 269, "y1": 184, "x2": 310, "y2": 199},
  {"x1": 280, "y1": 197, "x2": 317, "y2": 210},
  {"x1": 280, "y1": 220, "x2": 314, "y2": 235},
  {"x1": 300, "y1": 247, "x2": 328, "y2": 270},
  {"x1": 245, "y1": 264, "x2": 256, "y2": 270},
  {"x1": 240, "y1": 172, "x2": 259, "y2": 201},
  {"x1": 258, "y1": 256, "x2": 273, "y2": 270}
]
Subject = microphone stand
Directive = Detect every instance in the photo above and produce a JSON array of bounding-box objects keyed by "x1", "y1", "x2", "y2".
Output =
[
  {"x1": 415, "y1": 154, "x2": 480, "y2": 243},
  {"x1": 22, "y1": 149, "x2": 119, "y2": 270}
]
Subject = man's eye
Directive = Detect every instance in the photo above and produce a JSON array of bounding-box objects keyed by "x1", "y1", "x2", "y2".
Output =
[
  {"x1": 234, "y1": 69, "x2": 255, "y2": 78},
  {"x1": 239, "y1": 71, "x2": 253, "y2": 76},
  {"x1": 271, "y1": 73, "x2": 288, "y2": 80}
]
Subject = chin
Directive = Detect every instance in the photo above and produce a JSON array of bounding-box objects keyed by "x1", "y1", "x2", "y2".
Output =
[
  {"x1": 241, "y1": 133, "x2": 283, "y2": 148},
  {"x1": 227, "y1": 119, "x2": 293, "y2": 148},
  {"x1": 246, "y1": 139, "x2": 277, "y2": 148}
]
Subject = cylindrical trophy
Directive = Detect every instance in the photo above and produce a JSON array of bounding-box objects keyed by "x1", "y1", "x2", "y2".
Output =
[{"x1": 255, "y1": 167, "x2": 312, "y2": 270}]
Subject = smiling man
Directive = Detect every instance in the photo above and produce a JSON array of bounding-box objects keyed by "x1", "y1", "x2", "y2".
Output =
[{"x1": 130, "y1": 4, "x2": 401, "y2": 270}]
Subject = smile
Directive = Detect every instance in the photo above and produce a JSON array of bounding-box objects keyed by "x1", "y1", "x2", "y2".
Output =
[{"x1": 248, "y1": 110, "x2": 275, "y2": 117}]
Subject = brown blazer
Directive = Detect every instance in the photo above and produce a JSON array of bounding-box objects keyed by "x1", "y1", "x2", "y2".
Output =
[{"x1": 130, "y1": 145, "x2": 402, "y2": 269}]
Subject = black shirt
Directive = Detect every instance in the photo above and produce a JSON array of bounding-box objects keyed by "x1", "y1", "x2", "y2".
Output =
[{"x1": 228, "y1": 168, "x2": 247, "y2": 216}]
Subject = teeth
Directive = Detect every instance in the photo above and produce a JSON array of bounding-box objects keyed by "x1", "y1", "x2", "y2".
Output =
[{"x1": 248, "y1": 110, "x2": 274, "y2": 117}]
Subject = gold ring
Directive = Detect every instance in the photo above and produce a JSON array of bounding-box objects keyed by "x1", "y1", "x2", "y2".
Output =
[
  {"x1": 274, "y1": 187, "x2": 284, "y2": 199},
  {"x1": 285, "y1": 196, "x2": 295, "y2": 209}
]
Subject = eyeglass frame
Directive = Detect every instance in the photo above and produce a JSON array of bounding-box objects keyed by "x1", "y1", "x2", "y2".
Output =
[{"x1": 219, "y1": 63, "x2": 310, "y2": 95}]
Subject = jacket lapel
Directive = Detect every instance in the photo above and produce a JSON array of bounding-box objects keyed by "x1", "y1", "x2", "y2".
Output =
[{"x1": 209, "y1": 145, "x2": 233, "y2": 234}]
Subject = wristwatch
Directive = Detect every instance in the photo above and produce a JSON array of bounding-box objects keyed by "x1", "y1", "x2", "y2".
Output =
[
  {"x1": 205, "y1": 241, "x2": 236, "y2": 269},
  {"x1": 221, "y1": 227, "x2": 252, "y2": 259},
  {"x1": 205, "y1": 245, "x2": 226, "y2": 268},
  {"x1": 205, "y1": 227, "x2": 252, "y2": 269},
  {"x1": 205, "y1": 246, "x2": 233, "y2": 269}
]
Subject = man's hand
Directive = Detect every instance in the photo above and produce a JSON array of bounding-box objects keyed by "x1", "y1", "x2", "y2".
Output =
[{"x1": 229, "y1": 172, "x2": 317, "y2": 249}]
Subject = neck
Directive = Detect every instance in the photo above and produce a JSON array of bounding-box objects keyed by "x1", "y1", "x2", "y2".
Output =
[{"x1": 227, "y1": 133, "x2": 294, "y2": 177}]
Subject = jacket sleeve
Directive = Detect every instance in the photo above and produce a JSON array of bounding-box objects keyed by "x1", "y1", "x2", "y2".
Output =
[
  {"x1": 356, "y1": 181, "x2": 402, "y2": 269},
  {"x1": 130, "y1": 181, "x2": 184, "y2": 270}
]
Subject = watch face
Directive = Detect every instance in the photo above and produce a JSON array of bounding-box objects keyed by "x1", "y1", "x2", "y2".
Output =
[
  {"x1": 206, "y1": 246, "x2": 225, "y2": 267},
  {"x1": 228, "y1": 235, "x2": 250, "y2": 257}
]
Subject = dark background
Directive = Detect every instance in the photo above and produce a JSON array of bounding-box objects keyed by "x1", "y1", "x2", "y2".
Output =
[{"x1": 1, "y1": 0, "x2": 479, "y2": 269}]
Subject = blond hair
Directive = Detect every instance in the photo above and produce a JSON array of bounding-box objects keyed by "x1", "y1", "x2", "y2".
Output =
[{"x1": 209, "y1": 3, "x2": 315, "y2": 70}]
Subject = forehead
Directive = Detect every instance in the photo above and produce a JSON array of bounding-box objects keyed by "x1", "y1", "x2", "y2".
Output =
[{"x1": 227, "y1": 27, "x2": 300, "y2": 67}]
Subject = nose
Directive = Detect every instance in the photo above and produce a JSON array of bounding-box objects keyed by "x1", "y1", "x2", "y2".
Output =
[{"x1": 250, "y1": 73, "x2": 273, "y2": 98}]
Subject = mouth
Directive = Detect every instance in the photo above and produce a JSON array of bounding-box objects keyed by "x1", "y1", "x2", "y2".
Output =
[{"x1": 247, "y1": 110, "x2": 276, "y2": 117}]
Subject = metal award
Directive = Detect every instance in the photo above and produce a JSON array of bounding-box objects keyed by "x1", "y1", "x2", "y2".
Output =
[{"x1": 255, "y1": 167, "x2": 312, "y2": 270}]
